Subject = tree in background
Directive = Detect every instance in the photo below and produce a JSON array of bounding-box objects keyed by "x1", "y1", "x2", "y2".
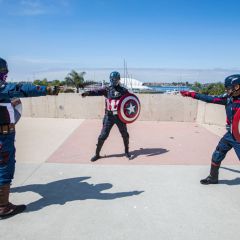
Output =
[
  {"x1": 191, "y1": 82, "x2": 202, "y2": 92},
  {"x1": 190, "y1": 82, "x2": 225, "y2": 95},
  {"x1": 201, "y1": 82, "x2": 225, "y2": 95},
  {"x1": 33, "y1": 78, "x2": 48, "y2": 86},
  {"x1": 33, "y1": 72, "x2": 98, "y2": 93},
  {"x1": 51, "y1": 80, "x2": 61, "y2": 86},
  {"x1": 65, "y1": 70, "x2": 86, "y2": 93},
  {"x1": 65, "y1": 70, "x2": 97, "y2": 93},
  {"x1": 33, "y1": 78, "x2": 64, "y2": 86}
]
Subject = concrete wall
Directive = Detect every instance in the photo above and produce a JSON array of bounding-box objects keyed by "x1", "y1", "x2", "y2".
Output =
[
  {"x1": 21, "y1": 94, "x2": 105, "y2": 119},
  {"x1": 20, "y1": 93, "x2": 226, "y2": 125},
  {"x1": 21, "y1": 94, "x2": 198, "y2": 122},
  {"x1": 196, "y1": 101, "x2": 226, "y2": 126},
  {"x1": 135, "y1": 94, "x2": 198, "y2": 122}
]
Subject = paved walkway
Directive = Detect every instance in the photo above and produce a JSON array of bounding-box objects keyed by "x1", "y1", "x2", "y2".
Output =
[
  {"x1": 1, "y1": 118, "x2": 239, "y2": 240},
  {"x1": 15, "y1": 117, "x2": 236, "y2": 165}
]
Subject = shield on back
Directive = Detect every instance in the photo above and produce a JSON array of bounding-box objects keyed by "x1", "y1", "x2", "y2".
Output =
[
  {"x1": 232, "y1": 109, "x2": 240, "y2": 142},
  {"x1": 11, "y1": 98, "x2": 22, "y2": 124},
  {"x1": 117, "y1": 93, "x2": 141, "y2": 124}
]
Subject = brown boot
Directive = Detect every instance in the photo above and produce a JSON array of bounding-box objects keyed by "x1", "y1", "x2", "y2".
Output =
[{"x1": 0, "y1": 184, "x2": 26, "y2": 219}]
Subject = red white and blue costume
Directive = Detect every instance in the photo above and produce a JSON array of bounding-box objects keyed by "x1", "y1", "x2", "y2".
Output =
[
  {"x1": 0, "y1": 57, "x2": 57, "y2": 218},
  {"x1": 191, "y1": 92, "x2": 240, "y2": 161},
  {"x1": 85, "y1": 84, "x2": 130, "y2": 160},
  {"x1": 83, "y1": 71, "x2": 132, "y2": 161},
  {"x1": 181, "y1": 74, "x2": 240, "y2": 184}
]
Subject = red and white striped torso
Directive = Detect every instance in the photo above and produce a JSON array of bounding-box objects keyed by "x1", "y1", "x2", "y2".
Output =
[{"x1": 105, "y1": 98, "x2": 120, "y2": 112}]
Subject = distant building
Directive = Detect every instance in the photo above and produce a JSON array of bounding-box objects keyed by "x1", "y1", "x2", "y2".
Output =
[
  {"x1": 120, "y1": 78, "x2": 151, "y2": 92},
  {"x1": 121, "y1": 78, "x2": 190, "y2": 93}
]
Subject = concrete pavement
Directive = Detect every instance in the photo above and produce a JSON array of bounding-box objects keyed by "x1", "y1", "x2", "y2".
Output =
[{"x1": 0, "y1": 117, "x2": 239, "y2": 240}]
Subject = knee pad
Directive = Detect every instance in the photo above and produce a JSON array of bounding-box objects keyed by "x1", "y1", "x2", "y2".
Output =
[{"x1": 212, "y1": 147, "x2": 226, "y2": 164}]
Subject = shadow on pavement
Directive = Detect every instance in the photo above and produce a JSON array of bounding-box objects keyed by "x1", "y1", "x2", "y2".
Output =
[
  {"x1": 11, "y1": 177, "x2": 144, "y2": 212},
  {"x1": 105, "y1": 147, "x2": 169, "y2": 159},
  {"x1": 218, "y1": 178, "x2": 240, "y2": 185},
  {"x1": 220, "y1": 166, "x2": 240, "y2": 174},
  {"x1": 217, "y1": 167, "x2": 240, "y2": 185}
]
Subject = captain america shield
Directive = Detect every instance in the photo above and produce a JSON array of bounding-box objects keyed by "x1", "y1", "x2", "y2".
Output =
[
  {"x1": 232, "y1": 109, "x2": 240, "y2": 142},
  {"x1": 117, "y1": 93, "x2": 141, "y2": 124}
]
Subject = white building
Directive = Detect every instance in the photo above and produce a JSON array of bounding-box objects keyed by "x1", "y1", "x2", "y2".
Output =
[{"x1": 120, "y1": 78, "x2": 150, "y2": 91}]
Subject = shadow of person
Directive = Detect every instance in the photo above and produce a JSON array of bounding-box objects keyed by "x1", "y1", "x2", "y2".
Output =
[
  {"x1": 220, "y1": 166, "x2": 240, "y2": 174},
  {"x1": 218, "y1": 178, "x2": 240, "y2": 185},
  {"x1": 11, "y1": 177, "x2": 144, "y2": 212},
  {"x1": 104, "y1": 148, "x2": 169, "y2": 159}
]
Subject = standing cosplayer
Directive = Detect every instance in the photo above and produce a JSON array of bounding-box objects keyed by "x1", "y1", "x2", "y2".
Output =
[
  {"x1": 82, "y1": 71, "x2": 132, "y2": 161},
  {"x1": 0, "y1": 58, "x2": 59, "y2": 219},
  {"x1": 181, "y1": 75, "x2": 240, "y2": 185}
]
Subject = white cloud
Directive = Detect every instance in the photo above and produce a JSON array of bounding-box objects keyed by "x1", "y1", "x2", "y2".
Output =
[
  {"x1": 6, "y1": 0, "x2": 71, "y2": 16},
  {"x1": 21, "y1": 0, "x2": 41, "y2": 8},
  {"x1": 7, "y1": 56, "x2": 240, "y2": 83},
  {"x1": 8, "y1": 66, "x2": 240, "y2": 83}
]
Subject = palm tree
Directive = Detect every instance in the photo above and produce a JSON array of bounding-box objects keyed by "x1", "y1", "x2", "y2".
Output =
[
  {"x1": 65, "y1": 70, "x2": 99, "y2": 93},
  {"x1": 65, "y1": 70, "x2": 86, "y2": 93}
]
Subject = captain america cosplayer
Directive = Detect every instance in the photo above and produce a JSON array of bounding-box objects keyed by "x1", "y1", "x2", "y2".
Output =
[
  {"x1": 82, "y1": 71, "x2": 132, "y2": 161},
  {"x1": 0, "y1": 57, "x2": 59, "y2": 219},
  {"x1": 181, "y1": 74, "x2": 240, "y2": 185}
]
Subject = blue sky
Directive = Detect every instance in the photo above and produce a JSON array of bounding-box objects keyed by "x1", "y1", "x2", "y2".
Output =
[{"x1": 1, "y1": 0, "x2": 240, "y2": 82}]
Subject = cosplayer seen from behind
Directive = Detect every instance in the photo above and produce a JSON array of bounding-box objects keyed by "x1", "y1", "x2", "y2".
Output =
[
  {"x1": 180, "y1": 74, "x2": 240, "y2": 185},
  {"x1": 0, "y1": 58, "x2": 59, "y2": 219},
  {"x1": 82, "y1": 71, "x2": 132, "y2": 162}
]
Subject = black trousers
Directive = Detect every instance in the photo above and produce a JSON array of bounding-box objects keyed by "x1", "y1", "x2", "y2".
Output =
[{"x1": 98, "y1": 114, "x2": 129, "y2": 142}]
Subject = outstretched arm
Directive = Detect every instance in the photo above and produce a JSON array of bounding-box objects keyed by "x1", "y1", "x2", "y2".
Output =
[
  {"x1": 81, "y1": 87, "x2": 107, "y2": 97},
  {"x1": 180, "y1": 91, "x2": 227, "y2": 105},
  {"x1": 0, "y1": 83, "x2": 59, "y2": 99}
]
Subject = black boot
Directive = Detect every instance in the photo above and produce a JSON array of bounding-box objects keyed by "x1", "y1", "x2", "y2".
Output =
[
  {"x1": 0, "y1": 184, "x2": 26, "y2": 220},
  {"x1": 125, "y1": 152, "x2": 133, "y2": 160},
  {"x1": 123, "y1": 138, "x2": 133, "y2": 160},
  {"x1": 200, "y1": 163, "x2": 220, "y2": 185},
  {"x1": 91, "y1": 139, "x2": 104, "y2": 162}
]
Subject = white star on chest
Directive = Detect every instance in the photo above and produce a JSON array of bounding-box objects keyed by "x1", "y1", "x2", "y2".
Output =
[{"x1": 114, "y1": 91, "x2": 120, "y2": 97}]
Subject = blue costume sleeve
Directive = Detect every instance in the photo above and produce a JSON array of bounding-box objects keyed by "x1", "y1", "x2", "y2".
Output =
[
  {"x1": 0, "y1": 83, "x2": 47, "y2": 99},
  {"x1": 118, "y1": 85, "x2": 129, "y2": 95},
  {"x1": 87, "y1": 87, "x2": 107, "y2": 97},
  {"x1": 194, "y1": 93, "x2": 227, "y2": 105}
]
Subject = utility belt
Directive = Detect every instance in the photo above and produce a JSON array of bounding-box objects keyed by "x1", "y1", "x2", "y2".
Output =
[
  {"x1": 0, "y1": 124, "x2": 15, "y2": 134},
  {"x1": 105, "y1": 110, "x2": 118, "y2": 116}
]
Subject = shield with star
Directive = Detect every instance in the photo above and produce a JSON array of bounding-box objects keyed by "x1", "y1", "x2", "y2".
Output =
[
  {"x1": 117, "y1": 93, "x2": 141, "y2": 124},
  {"x1": 232, "y1": 108, "x2": 240, "y2": 142}
]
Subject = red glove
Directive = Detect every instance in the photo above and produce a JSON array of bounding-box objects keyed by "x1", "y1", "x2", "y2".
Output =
[{"x1": 180, "y1": 91, "x2": 196, "y2": 98}]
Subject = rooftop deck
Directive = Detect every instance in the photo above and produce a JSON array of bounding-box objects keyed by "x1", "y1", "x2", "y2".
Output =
[{"x1": 1, "y1": 117, "x2": 239, "y2": 240}]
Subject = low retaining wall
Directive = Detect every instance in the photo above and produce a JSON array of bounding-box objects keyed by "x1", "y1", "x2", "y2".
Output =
[
  {"x1": 196, "y1": 100, "x2": 226, "y2": 126},
  {"x1": 20, "y1": 93, "x2": 226, "y2": 125}
]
